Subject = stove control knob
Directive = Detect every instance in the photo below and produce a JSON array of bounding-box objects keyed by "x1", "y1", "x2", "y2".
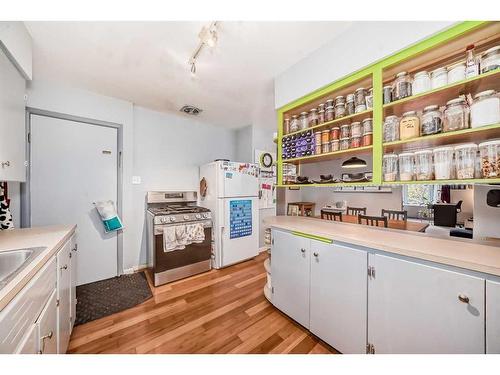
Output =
[
  {"x1": 203, "y1": 213, "x2": 209, "y2": 219},
  {"x1": 170, "y1": 217, "x2": 176, "y2": 222},
  {"x1": 195, "y1": 214, "x2": 201, "y2": 219},
  {"x1": 184, "y1": 215, "x2": 190, "y2": 221},
  {"x1": 160, "y1": 217, "x2": 167, "y2": 223}
]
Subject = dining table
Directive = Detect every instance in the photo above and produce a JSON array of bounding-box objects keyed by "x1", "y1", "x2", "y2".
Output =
[{"x1": 320, "y1": 214, "x2": 429, "y2": 233}]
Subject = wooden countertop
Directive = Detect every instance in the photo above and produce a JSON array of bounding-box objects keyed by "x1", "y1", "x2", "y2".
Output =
[
  {"x1": 0, "y1": 225, "x2": 76, "y2": 311},
  {"x1": 264, "y1": 216, "x2": 500, "y2": 277}
]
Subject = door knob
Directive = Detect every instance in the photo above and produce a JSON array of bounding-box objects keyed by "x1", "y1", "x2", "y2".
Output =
[
  {"x1": 300, "y1": 248, "x2": 306, "y2": 253},
  {"x1": 313, "y1": 252, "x2": 318, "y2": 257},
  {"x1": 458, "y1": 294, "x2": 469, "y2": 304}
]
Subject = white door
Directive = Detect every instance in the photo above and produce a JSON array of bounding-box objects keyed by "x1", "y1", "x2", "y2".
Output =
[
  {"x1": 486, "y1": 280, "x2": 500, "y2": 354},
  {"x1": 57, "y1": 241, "x2": 71, "y2": 354},
  {"x1": 271, "y1": 230, "x2": 310, "y2": 328},
  {"x1": 218, "y1": 197, "x2": 259, "y2": 267},
  {"x1": 310, "y1": 241, "x2": 368, "y2": 354},
  {"x1": 30, "y1": 114, "x2": 118, "y2": 285},
  {"x1": 368, "y1": 254, "x2": 485, "y2": 354}
]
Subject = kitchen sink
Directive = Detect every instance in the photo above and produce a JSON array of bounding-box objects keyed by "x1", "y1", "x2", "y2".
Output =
[{"x1": 0, "y1": 247, "x2": 46, "y2": 290}]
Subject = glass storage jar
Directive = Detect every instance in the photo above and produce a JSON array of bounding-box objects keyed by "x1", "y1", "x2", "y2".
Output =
[
  {"x1": 334, "y1": 95, "x2": 345, "y2": 106},
  {"x1": 479, "y1": 140, "x2": 500, "y2": 178},
  {"x1": 340, "y1": 137, "x2": 350, "y2": 150},
  {"x1": 470, "y1": 90, "x2": 500, "y2": 128},
  {"x1": 433, "y1": 146, "x2": 455, "y2": 180},
  {"x1": 318, "y1": 109, "x2": 325, "y2": 124},
  {"x1": 412, "y1": 71, "x2": 431, "y2": 95},
  {"x1": 315, "y1": 143, "x2": 321, "y2": 155},
  {"x1": 393, "y1": 72, "x2": 412, "y2": 100},
  {"x1": 318, "y1": 103, "x2": 325, "y2": 112},
  {"x1": 400, "y1": 111, "x2": 420, "y2": 140},
  {"x1": 335, "y1": 103, "x2": 346, "y2": 119},
  {"x1": 383, "y1": 154, "x2": 398, "y2": 182},
  {"x1": 330, "y1": 126, "x2": 340, "y2": 140},
  {"x1": 299, "y1": 112, "x2": 309, "y2": 130},
  {"x1": 362, "y1": 132, "x2": 373, "y2": 146},
  {"x1": 481, "y1": 45, "x2": 500, "y2": 73},
  {"x1": 289, "y1": 115, "x2": 299, "y2": 133},
  {"x1": 421, "y1": 105, "x2": 443, "y2": 135},
  {"x1": 283, "y1": 117, "x2": 290, "y2": 134},
  {"x1": 447, "y1": 62, "x2": 466, "y2": 84},
  {"x1": 383, "y1": 85, "x2": 392, "y2": 104},
  {"x1": 350, "y1": 121, "x2": 362, "y2": 138},
  {"x1": 383, "y1": 115, "x2": 400, "y2": 142},
  {"x1": 346, "y1": 94, "x2": 355, "y2": 115},
  {"x1": 365, "y1": 88, "x2": 373, "y2": 109},
  {"x1": 430, "y1": 67, "x2": 448, "y2": 89},
  {"x1": 322, "y1": 142, "x2": 330, "y2": 154},
  {"x1": 321, "y1": 129, "x2": 330, "y2": 145},
  {"x1": 330, "y1": 139, "x2": 340, "y2": 152},
  {"x1": 351, "y1": 136, "x2": 361, "y2": 148},
  {"x1": 325, "y1": 106, "x2": 335, "y2": 122},
  {"x1": 455, "y1": 143, "x2": 478, "y2": 179},
  {"x1": 414, "y1": 150, "x2": 434, "y2": 181},
  {"x1": 443, "y1": 98, "x2": 470, "y2": 132},
  {"x1": 362, "y1": 118, "x2": 373, "y2": 134},
  {"x1": 314, "y1": 131, "x2": 322, "y2": 146},
  {"x1": 325, "y1": 99, "x2": 334, "y2": 108},
  {"x1": 340, "y1": 124, "x2": 350, "y2": 139},
  {"x1": 308, "y1": 108, "x2": 319, "y2": 127},
  {"x1": 398, "y1": 152, "x2": 415, "y2": 181},
  {"x1": 354, "y1": 88, "x2": 366, "y2": 107}
]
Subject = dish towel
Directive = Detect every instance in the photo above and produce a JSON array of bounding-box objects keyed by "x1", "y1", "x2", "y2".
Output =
[{"x1": 163, "y1": 224, "x2": 205, "y2": 252}]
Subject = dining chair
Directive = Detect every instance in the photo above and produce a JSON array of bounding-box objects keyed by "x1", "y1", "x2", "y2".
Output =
[
  {"x1": 358, "y1": 214, "x2": 388, "y2": 228},
  {"x1": 321, "y1": 210, "x2": 343, "y2": 222},
  {"x1": 381, "y1": 209, "x2": 408, "y2": 221},
  {"x1": 346, "y1": 206, "x2": 367, "y2": 216}
]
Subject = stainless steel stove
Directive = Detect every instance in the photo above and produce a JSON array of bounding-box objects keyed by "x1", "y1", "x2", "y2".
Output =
[{"x1": 146, "y1": 191, "x2": 212, "y2": 286}]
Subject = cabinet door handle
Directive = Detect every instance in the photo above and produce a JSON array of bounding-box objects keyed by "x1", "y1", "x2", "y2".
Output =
[
  {"x1": 39, "y1": 331, "x2": 53, "y2": 353},
  {"x1": 313, "y1": 252, "x2": 318, "y2": 257},
  {"x1": 458, "y1": 294, "x2": 469, "y2": 304},
  {"x1": 60, "y1": 264, "x2": 68, "y2": 270},
  {"x1": 1, "y1": 161, "x2": 10, "y2": 168},
  {"x1": 300, "y1": 248, "x2": 306, "y2": 253}
]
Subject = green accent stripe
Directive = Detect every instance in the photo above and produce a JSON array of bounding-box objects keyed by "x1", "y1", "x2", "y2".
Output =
[{"x1": 292, "y1": 231, "x2": 333, "y2": 243}]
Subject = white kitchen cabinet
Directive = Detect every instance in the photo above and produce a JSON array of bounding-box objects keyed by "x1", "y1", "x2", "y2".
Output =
[
  {"x1": 0, "y1": 21, "x2": 33, "y2": 80},
  {"x1": 271, "y1": 230, "x2": 310, "y2": 328},
  {"x1": 368, "y1": 254, "x2": 485, "y2": 354},
  {"x1": 69, "y1": 234, "x2": 77, "y2": 330},
  {"x1": 486, "y1": 279, "x2": 500, "y2": 354},
  {"x1": 310, "y1": 242, "x2": 368, "y2": 354},
  {"x1": 0, "y1": 47, "x2": 26, "y2": 182},
  {"x1": 15, "y1": 323, "x2": 37, "y2": 354},
  {"x1": 57, "y1": 241, "x2": 72, "y2": 354},
  {"x1": 38, "y1": 290, "x2": 58, "y2": 354}
]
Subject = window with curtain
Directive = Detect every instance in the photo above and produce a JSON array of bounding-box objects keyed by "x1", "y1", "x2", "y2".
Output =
[{"x1": 402, "y1": 184, "x2": 440, "y2": 206}]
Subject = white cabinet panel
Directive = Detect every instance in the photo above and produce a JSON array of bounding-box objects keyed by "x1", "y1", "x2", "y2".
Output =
[
  {"x1": 271, "y1": 230, "x2": 310, "y2": 328},
  {"x1": 38, "y1": 290, "x2": 57, "y2": 354},
  {"x1": 310, "y1": 242, "x2": 368, "y2": 354},
  {"x1": 15, "y1": 323, "x2": 37, "y2": 354},
  {"x1": 368, "y1": 254, "x2": 485, "y2": 354},
  {"x1": 69, "y1": 234, "x2": 77, "y2": 330},
  {"x1": 486, "y1": 279, "x2": 500, "y2": 354},
  {"x1": 57, "y1": 241, "x2": 71, "y2": 354}
]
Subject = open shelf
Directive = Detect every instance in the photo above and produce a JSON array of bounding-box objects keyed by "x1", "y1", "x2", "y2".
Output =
[
  {"x1": 283, "y1": 145, "x2": 372, "y2": 165},
  {"x1": 282, "y1": 109, "x2": 373, "y2": 138},
  {"x1": 277, "y1": 181, "x2": 376, "y2": 188},
  {"x1": 383, "y1": 69, "x2": 500, "y2": 117},
  {"x1": 382, "y1": 178, "x2": 500, "y2": 186},
  {"x1": 383, "y1": 123, "x2": 500, "y2": 153}
]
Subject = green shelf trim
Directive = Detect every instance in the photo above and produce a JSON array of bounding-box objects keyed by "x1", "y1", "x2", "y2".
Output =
[
  {"x1": 284, "y1": 145, "x2": 373, "y2": 164},
  {"x1": 291, "y1": 231, "x2": 333, "y2": 244},
  {"x1": 383, "y1": 123, "x2": 500, "y2": 149},
  {"x1": 382, "y1": 68, "x2": 500, "y2": 111}
]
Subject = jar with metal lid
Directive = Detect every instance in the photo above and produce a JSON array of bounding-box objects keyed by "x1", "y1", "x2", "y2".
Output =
[
  {"x1": 289, "y1": 115, "x2": 299, "y2": 133},
  {"x1": 318, "y1": 109, "x2": 325, "y2": 124},
  {"x1": 325, "y1": 99, "x2": 334, "y2": 108},
  {"x1": 346, "y1": 94, "x2": 355, "y2": 115},
  {"x1": 315, "y1": 143, "x2": 322, "y2": 155},
  {"x1": 340, "y1": 137, "x2": 350, "y2": 150},
  {"x1": 330, "y1": 126, "x2": 340, "y2": 141},
  {"x1": 414, "y1": 150, "x2": 434, "y2": 180},
  {"x1": 481, "y1": 45, "x2": 500, "y2": 73},
  {"x1": 393, "y1": 72, "x2": 412, "y2": 100},
  {"x1": 433, "y1": 147, "x2": 455, "y2": 180},
  {"x1": 350, "y1": 121, "x2": 362, "y2": 138},
  {"x1": 399, "y1": 111, "x2": 420, "y2": 140},
  {"x1": 354, "y1": 88, "x2": 366, "y2": 107},
  {"x1": 334, "y1": 103, "x2": 346, "y2": 119},
  {"x1": 383, "y1": 86, "x2": 392, "y2": 104},
  {"x1": 470, "y1": 90, "x2": 500, "y2": 128},
  {"x1": 362, "y1": 132, "x2": 373, "y2": 146},
  {"x1": 479, "y1": 140, "x2": 500, "y2": 178},
  {"x1": 334, "y1": 95, "x2": 345, "y2": 106},
  {"x1": 321, "y1": 129, "x2": 330, "y2": 145},
  {"x1": 318, "y1": 103, "x2": 325, "y2": 112},
  {"x1": 321, "y1": 142, "x2": 331, "y2": 154},
  {"x1": 412, "y1": 71, "x2": 431, "y2": 95},
  {"x1": 340, "y1": 124, "x2": 350, "y2": 139},
  {"x1": 283, "y1": 117, "x2": 290, "y2": 134},
  {"x1": 383, "y1": 154, "x2": 398, "y2": 181},
  {"x1": 383, "y1": 115, "x2": 400, "y2": 142},
  {"x1": 365, "y1": 88, "x2": 373, "y2": 109},
  {"x1": 330, "y1": 139, "x2": 340, "y2": 152},
  {"x1": 455, "y1": 143, "x2": 478, "y2": 179},
  {"x1": 325, "y1": 106, "x2": 335, "y2": 122},
  {"x1": 421, "y1": 105, "x2": 442, "y2": 135},
  {"x1": 308, "y1": 108, "x2": 319, "y2": 127},
  {"x1": 361, "y1": 118, "x2": 373, "y2": 134},
  {"x1": 314, "y1": 131, "x2": 322, "y2": 146},
  {"x1": 430, "y1": 67, "x2": 448, "y2": 89},
  {"x1": 351, "y1": 136, "x2": 361, "y2": 148},
  {"x1": 299, "y1": 112, "x2": 309, "y2": 130},
  {"x1": 447, "y1": 62, "x2": 466, "y2": 84},
  {"x1": 398, "y1": 152, "x2": 415, "y2": 181},
  {"x1": 443, "y1": 98, "x2": 469, "y2": 132}
]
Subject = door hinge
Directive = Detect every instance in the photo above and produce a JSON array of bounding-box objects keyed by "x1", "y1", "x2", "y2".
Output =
[
  {"x1": 271, "y1": 286, "x2": 274, "y2": 294},
  {"x1": 366, "y1": 343, "x2": 375, "y2": 354},
  {"x1": 272, "y1": 238, "x2": 274, "y2": 245},
  {"x1": 27, "y1": 132, "x2": 31, "y2": 143},
  {"x1": 368, "y1": 266, "x2": 375, "y2": 279},
  {"x1": 56, "y1": 299, "x2": 60, "y2": 307},
  {"x1": 69, "y1": 252, "x2": 72, "y2": 258}
]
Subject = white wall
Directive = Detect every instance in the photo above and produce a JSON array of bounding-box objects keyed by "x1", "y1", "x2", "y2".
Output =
[
  {"x1": 235, "y1": 125, "x2": 253, "y2": 163},
  {"x1": 274, "y1": 21, "x2": 456, "y2": 108},
  {"x1": 132, "y1": 106, "x2": 236, "y2": 266}
]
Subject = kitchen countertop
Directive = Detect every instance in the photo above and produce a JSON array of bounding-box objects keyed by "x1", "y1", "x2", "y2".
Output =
[
  {"x1": 0, "y1": 225, "x2": 76, "y2": 312},
  {"x1": 265, "y1": 216, "x2": 500, "y2": 277}
]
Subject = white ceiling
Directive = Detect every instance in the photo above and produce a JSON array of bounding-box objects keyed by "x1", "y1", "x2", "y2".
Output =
[{"x1": 26, "y1": 21, "x2": 351, "y2": 128}]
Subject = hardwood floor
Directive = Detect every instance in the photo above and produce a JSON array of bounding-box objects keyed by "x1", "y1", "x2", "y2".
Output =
[{"x1": 68, "y1": 252, "x2": 337, "y2": 354}]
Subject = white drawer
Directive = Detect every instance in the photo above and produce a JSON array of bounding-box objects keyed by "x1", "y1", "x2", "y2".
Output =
[
  {"x1": 0, "y1": 257, "x2": 56, "y2": 353},
  {"x1": 38, "y1": 290, "x2": 57, "y2": 354}
]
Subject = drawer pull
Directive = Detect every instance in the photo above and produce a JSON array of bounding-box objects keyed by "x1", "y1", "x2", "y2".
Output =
[
  {"x1": 60, "y1": 265, "x2": 68, "y2": 270},
  {"x1": 40, "y1": 331, "x2": 53, "y2": 353},
  {"x1": 300, "y1": 248, "x2": 306, "y2": 253},
  {"x1": 313, "y1": 252, "x2": 318, "y2": 257},
  {"x1": 458, "y1": 294, "x2": 469, "y2": 304}
]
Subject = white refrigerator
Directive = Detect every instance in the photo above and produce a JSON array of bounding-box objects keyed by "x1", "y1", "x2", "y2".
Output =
[{"x1": 199, "y1": 161, "x2": 260, "y2": 269}]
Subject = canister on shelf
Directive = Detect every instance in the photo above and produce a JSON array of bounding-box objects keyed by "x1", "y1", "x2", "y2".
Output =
[
  {"x1": 314, "y1": 131, "x2": 322, "y2": 146},
  {"x1": 398, "y1": 152, "x2": 415, "y2": 181},
  {"x1": 299, "y1": 112, "x2": 309, "y2": 130},
  {"x1": 340, "y1": 124, "x2": 350, "y2": 139},
  {"x1": 334, "y1": 103, "x2": 346, "y2": 119},
  {"x1": 315, "y1": 144, "x2": 322, "y2": 155},
  {"x1": 325, "y1": 99, "x2": 334, "y2": 108},
  {"x1": 393, "y1": 72, "x2": 412, "y2": 100},
  {"x1": 455, "y1": 143, "x2": 478, "y2": 179},
  {"x1": 470, "y1": 90, "x2": 500, "y2": 128},
  {"x1": 318, "y1": 109, "x2": 325, "y2": 124},
  {"x1": 325, "y1": 106, "x2": 335, "y2": 122},
  {"x1": 430, "y1": 67, "x2": 448, "y2": 89},
  {"x1": 443, "y1": 97, "x2": 470, "y2": 132},
  {"x1": 330, "y1": 126, "x2": 340, "y2": 140},
  {"x1": 412, "y1": 71, "x2": 431, "y2": 95},
  {"x1": 322, "y1": 142, "x2": 331, "y2": 154},
  {"x1": 414, "y1": 150, "x2": 434, "y2": 181},
  {"x1": 365, "y1": 88, "x2": 373, "y2": 109},
  {"x1": 321, "y1": 129, "x2": 330, "y2": 145},
  {"x1": 399, "y1": 111, "x2": 420, "y2": 140},
  {"x1": 421, "y1": 105, "x2": 442, "y2": 135},
  {"x1": 350, "y1": 121, "x2": 362, "y2": 138},
  {"x1": 383, "y1": 115, "x2": 400, "y2": 142},
  {"x1": 481, "y1": 45, "x2": 500, "y2": 73},
  {"x1": 330, "y1": 139, "x2": 340, "y2": 152},
  {"x1": 383, "y1": 85, "x2": 392, "y2": 104},
  {"x1": 318, "y1": 103, "x2": 325, "y2": 112},
  {"x1": 334, "y1": 95, "x2": 345, "y2": 106},
  {"x1": 362, "y1": 132, "x2": 373, "y2": 146},
  {"x1": 354, "y1": 88, "x2": 367, "y2": 107},
  {"x1": 346, "y1": 94, "x2": 355, "y2": 115},
  {"x1": 351, "y1": 136, "x2": 361, "y2": 148},
  {"x1": 362, "y1": 118, "x2": 373, "y2": 134},
  {"x1": 283, "y1": 117, "x2": 290, "y2": 134},
  {"x1": 308, "y1": 108, "x2": 319, "y2": 127},
  {"x1": 433, "y1": 146, "x2": 455, "y2": 180},
  {"x1": 478, "y1": 140, "x2": 500, "y2": 178},
  {"x1": 447, "y1": 62, "x2": 466, "y2": 84},
  {"x1": 355, "y1": 104, "x2": 367, "y2": 113},
  {"x1": 340, "y1": 137, "x2": 350, "y2": 150},
  {"x1": 383, "y1": 154, "x2": 398, "y2": 182},
  {"x1": 289, "y1": 115, "x2": 299, "y2": 133}
]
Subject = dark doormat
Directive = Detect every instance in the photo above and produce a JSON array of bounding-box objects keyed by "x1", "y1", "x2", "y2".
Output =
[{"x1": 75, "y1": 272, "x2": 152, "y2": 326}]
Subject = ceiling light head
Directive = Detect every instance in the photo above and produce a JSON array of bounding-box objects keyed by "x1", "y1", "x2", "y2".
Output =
[
  {"x1": 342, "y1": 157, "x2": 367, "y2": 169},
  {"x1": 180, "y1": 105, "x2": 203, "y2": 116},
  {"x1": 199, "y1": 22, "x2": 218, "y2": 48}
]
